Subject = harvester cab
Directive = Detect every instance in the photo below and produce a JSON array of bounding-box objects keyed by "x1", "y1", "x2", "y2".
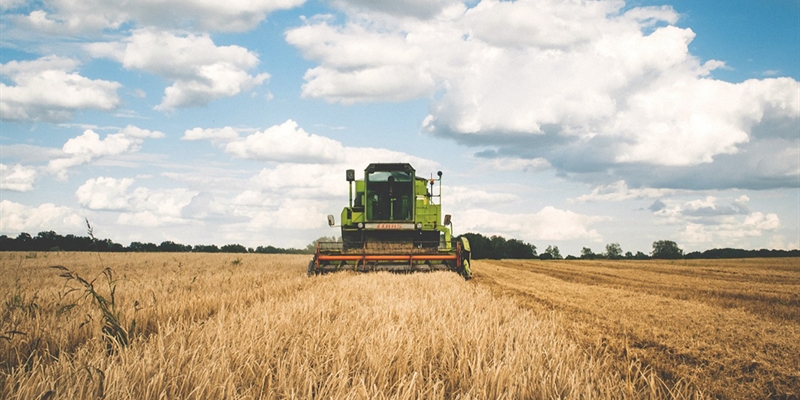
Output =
[{"x1": 308, "y1": 163, "x2": 472, "y2": 279}]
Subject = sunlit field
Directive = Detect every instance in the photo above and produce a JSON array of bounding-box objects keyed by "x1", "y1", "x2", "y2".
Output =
[{"x1": 2, "y1": 252, "x2": 797, "y2": 399}]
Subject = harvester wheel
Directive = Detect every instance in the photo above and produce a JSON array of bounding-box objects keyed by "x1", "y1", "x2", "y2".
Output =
[
  {"x1": 307, "y1": 260, "x2": 316, "y2": 277},
  {"x1": 462, "y1": 259, "x2": 472, "y2": 280}
]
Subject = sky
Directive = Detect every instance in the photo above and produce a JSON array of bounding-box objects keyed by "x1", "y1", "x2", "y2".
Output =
[{"x1": 0, "y1": 0, "x2": 798, "y2": 257}]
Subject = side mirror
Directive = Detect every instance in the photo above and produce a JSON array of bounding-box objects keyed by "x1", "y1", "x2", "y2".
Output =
[
  {"x1": 346, "y1": 169, "x2": 355, "y2": 182},
  {"x1": 327, "y1": 214, "x2": 335, "y2": 227},
  {"x1": 444, "y1": 214, "x2": 451, "y2": 225}
]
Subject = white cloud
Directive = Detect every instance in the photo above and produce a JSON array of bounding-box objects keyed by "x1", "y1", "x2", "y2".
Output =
[
  {"x1": 0, "y1": 0, "x2": 26, "y2": 11},
  {"x1": 487, "y1": 157, "x2": 551, "y2": 172},
  {"x1": 572, "y1": 180, "x2": 676, "y2": 203},
  {"x1": 460, "y1": 206, "x2": 606, "y2": 242},
  {"x1": 74, "y1": 176, "x2": 196, "y2": 226},
  {"x1": 183, "y1": 126, "x2": 241, "y2": 142},
  {"x1": 46, "y1": 126, "x2": 165, "y2": 179},
  {"x1": 225, "y1": 120, "x2": 344, "y2": 163},
  {"x1": 0, "y1": 55, "x2": 121, "y2": 122},
  {"x1": 652, "y1": 195, "x2": 781, "y2": 247},
  {"x1": 76, "y1": 177, "x2": 135, "y2": 210},
  {"x1": 0, "y1": 200, "x2": 84, "y2": 234},
  {"x1": 287, "y1": 0, "x2": 800, "y2": 189},
  {"x1": 447, "y1": 186, "x2": 518, "y2": 209},
  {"x1": 87, "y1": 29, "x2": 269, "y2": 110},
  {"x1": 681, "y1": 212, "x2": 780, "y2": 245},
  {"x1": 17, "y1": 0, "x2": 305, "y2": 33},
  {"x1": 232, "y1": 198, "x2": 330, "y2": 231},
  {"x1": 186, "y1": 120, "x2": 439, "y2": 171},
  {"x1": 0, "y1": 164, "x2": 39, "y2": 192},
  {"x1": 332, "y1": 0, "x2": 462, "y2": 19}
]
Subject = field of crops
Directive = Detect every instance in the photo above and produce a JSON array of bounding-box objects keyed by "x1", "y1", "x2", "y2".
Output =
[{"x1": 1, "y1": 252, "x2": 798, "y2": 399}]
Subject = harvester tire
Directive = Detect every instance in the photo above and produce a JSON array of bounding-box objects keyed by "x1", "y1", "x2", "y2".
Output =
[
  {"x1": 307, "y1": 260, "x2": 315, "y2": 277},
  {"x1": 462, "y1": 259, "x2": 472, "y2": 280}
]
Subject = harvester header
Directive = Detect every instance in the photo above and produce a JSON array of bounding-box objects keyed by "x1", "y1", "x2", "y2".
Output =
[{"x1": 308, "y1": 163, "x2": 472, "y2": 279}]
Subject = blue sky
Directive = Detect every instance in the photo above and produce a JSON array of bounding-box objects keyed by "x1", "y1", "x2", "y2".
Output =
[{"x1": 1, "y1": 0, "x2": 798, "y2": 256}]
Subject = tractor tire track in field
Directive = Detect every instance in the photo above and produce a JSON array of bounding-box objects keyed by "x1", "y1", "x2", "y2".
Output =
[{"x1": 472, "y1": 258, "x2": 800, "y2": 400}]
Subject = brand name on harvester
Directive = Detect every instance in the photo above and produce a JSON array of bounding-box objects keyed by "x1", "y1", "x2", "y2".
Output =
[
  {"x1": 365, "y1": 223, "x2": 414, "y2": 229},
  {"x1": 376, "y1": 224, "x2": 403, "y2": 229}
]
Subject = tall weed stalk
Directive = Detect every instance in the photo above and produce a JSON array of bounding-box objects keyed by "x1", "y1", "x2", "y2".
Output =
[{"x1": 50, "y1": 219, "x2": 136, "y2": 351}]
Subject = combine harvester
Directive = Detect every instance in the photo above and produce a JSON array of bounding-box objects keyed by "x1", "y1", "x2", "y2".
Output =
[{"x1": 309, "y1": 163, "x2": 472, "y2": 279}]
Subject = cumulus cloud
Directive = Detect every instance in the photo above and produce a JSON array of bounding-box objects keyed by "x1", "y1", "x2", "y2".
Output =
[
  {"x1": 76, "y1": 177, "x2": 135, "y2": 210},
  {"x1": 0, "y1": 55, "x2": 121, "y2": 122},
  {"x1": 653, "y1": 195, "x2": 780, "y2": 247},
  {"x1": 332, "y1": 0, "x2": 462, "y2": 19},
  {"x1": 87, "y1": 29, "x2": 269, "y2": 110},
  {"x1": 16, "y1": 0, "x2": 305, "y2": 33},
  {"x1": 75, "y1": 176, "x2": 196, "y2": 226},
  {"x1": 447, "y1": 186, "x2": 519, "y2": 209},
  {"x1": 225, "y1": 120, "x2": 344, "y2": 163},
  {"x1": 572, "y1": 180, "x2": 677, "y2": 203},
  {"x1": 47, "y1": 126, "x2": 165, "y2": 179},
  {"x1": 182, "y1": 126, "x2": 241, "y2": 142},
  {"x1": 478, "y1": 156, "x2": 551, "y2": 172},
  {"x1": 0, "y1": 200, "x2": 84, "y2": 234},
  {"x1": 460, "y1": 206, "x2": 606, "y2": 242},
  {"x1": 0, "y1": 164, "x2": 39, "y2": 192},
  {"x1": 186, "y1": 119, "x2": 438, "y2": 170},
  {"x1": 286, "y1": 0, "x2": 800, "y2": 190},
  {"x1": 231, "y1": 198, "x2": 331, "y2": 231},
  {"x1": 680, "y1": 212, "x2": 780, "y2": 245}
]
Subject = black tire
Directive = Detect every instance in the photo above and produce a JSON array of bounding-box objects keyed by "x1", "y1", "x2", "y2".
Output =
[{"x1": 307, "y1": 260, "x2": 316, "y2": 277}]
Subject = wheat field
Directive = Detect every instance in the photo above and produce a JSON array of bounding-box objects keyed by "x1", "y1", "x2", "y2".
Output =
[{"x1": 1, "y1": 252, "x2": 797, "y2": 399}]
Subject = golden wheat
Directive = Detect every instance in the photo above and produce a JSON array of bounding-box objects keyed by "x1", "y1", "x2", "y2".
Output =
[
  {"x1": 1, "y1": 252, "x2": 702, "y2": 399},
  {"x1": 474, "y1": 258, "x2": 800, "y2": 399}
]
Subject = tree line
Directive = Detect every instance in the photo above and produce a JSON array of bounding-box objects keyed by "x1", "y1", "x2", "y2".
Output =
[
  {"x1": 457, "y1": 233, "x2": 798, "y2": 260},
  {"x1": 1, "y1": 230, "x2": 797, "y2": 259},
  {"x1": 0, "y1": 231, "x2": 309, "y2": 254}
]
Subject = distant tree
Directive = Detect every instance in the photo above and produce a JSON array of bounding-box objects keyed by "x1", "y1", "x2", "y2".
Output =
[
  {"x1": 634, "y1": 251, "x2": 650, "y2": 260},
  {"x1": 541, "y1": 245, "x2": 562, "y2": 260},
  {"x1": 489, "y1": 236, "x2": 509, "y2": 259},
  {"x1": 460, "y1": 233, "x2": 493, "y2": 259},
  {"x1": 158, "y1": 241, "x2": 191, "y2": 252},
  {"x1": 651, "y1": 240, "x2": 683, "y2": 259},
  {"x1": 457, "y1": 233, "x2": 536, "y2": 259},
  {"x1": 580, "y1": 247, "x2": 596, "y2": 259},
  {"x1": 624, "y1": 251, "x2": 634, "y2": 259},
  {"x1": 605, "y1": 243, "x2": 623, "y2": 259},
  {"x1": 130, "y1": 242, "x2": 158, "y2": 252},
  {"x1": 221, "y1": 244, "x2": 248, "y2": 253},
  {"x1": 504, "y1": 238, "x2": 537, "y2": 259},
  {"x1": 193, "y1": 244, "x2": 220, "y2": 253}
]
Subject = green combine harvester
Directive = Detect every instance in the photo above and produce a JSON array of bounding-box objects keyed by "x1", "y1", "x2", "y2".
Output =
[{"x1": 308, "y1": 163, "x2": 472, "y2": 279}]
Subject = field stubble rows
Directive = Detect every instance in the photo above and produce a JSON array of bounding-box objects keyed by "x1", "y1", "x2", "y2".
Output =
[
  {"x1": 1, "y1": 252, "x2": 797, "y2": 399},
  {"x1": 474, "y1": 258, "x2": 799, "y2": 399}
]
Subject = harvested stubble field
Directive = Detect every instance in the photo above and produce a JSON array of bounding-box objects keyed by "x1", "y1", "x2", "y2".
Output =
[{"x1": 1, "y1": 253, "x2": 797, "y2": 399}]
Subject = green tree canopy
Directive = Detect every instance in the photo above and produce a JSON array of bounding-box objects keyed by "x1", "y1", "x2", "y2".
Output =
[
  {"x1": 605, "y1": 243, "x2": 623, "y2": 259},
  {"x1": 652, "y1": 240, "x2": 683, "y2": 259},
  {"x1": 541, "y1": 245, "x2": 562, "y2": 260}
]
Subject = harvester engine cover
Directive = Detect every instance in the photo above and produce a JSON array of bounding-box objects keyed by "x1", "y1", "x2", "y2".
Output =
[{"x1": 308, "y1": 163, "x2": 472, "y2": 279}]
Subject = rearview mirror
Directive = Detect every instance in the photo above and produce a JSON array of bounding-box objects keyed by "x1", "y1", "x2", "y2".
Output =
[
  {"x1": 444, "y1": 214, "x2": 451, "y2": 225},
  {"x1": 327, "y1": 214, "x2": 335, "y2": 227}
]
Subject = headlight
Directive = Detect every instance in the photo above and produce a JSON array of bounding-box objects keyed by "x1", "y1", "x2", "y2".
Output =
[
  {"x1": 416, "y1": 223, "x2": 422, "y2": 229},
  {"x1": 357, "y1": 222, "x2": 364, "y2": 229}
]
